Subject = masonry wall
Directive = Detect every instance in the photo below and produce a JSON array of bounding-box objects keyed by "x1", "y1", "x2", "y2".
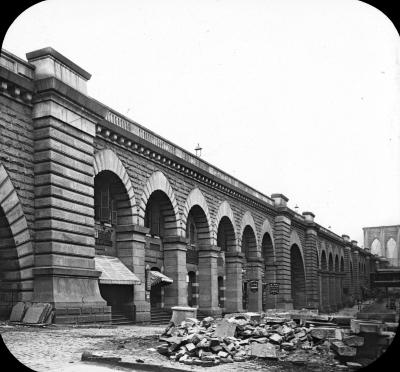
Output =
[
  {"x1": 0, "y1": 47, "x2": 378, "y2": 322},
  {"x1": 0, "y1": 95, "x2": 35, "y2": 232}
]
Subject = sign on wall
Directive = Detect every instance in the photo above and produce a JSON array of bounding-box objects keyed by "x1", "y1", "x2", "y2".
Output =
[
  {"x1": 250, "y1": 280, "x2": 258, "y2": 292},
  {"x1": 269, "y1": 283, "x2": 279, "y2": 295}
]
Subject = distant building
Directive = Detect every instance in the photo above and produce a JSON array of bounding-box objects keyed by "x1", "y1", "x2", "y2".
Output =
[{"x1": 363, "y1": 225, "x2": 400, "y2": 267}]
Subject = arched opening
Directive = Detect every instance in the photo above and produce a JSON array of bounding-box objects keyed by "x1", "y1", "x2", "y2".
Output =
[
  {"x1": 144, "y1": 190, "x2": 176, "y2": 311},
  {"x1": 328, "y1": 253, "x2": 335, "y2": 310},
  {"x1": 335, "y1": 255, "x2": 341, "y2": 308},
  {"x1": 386, "y1": 238, "x2": 397, "y2": 266},
  {"x1": 217, "y1": 216, "x2": 236, "y2": 252},
  {"x1": 371, "y1": 238, "x2": 382, "y2": 256},
  {"x1": 186, "y1": 204, "x2": 211, "y2": 313},
  {"x1": 241, "y1": 225, "x2": 257, "y2": 310},
  {"x1": 94, "y1": 171, "x2": 129, "y2": 255},
  {"x1": 291, "y1": 244, "x2": 306, "y2": 309},
  {"x1": 94, "y1": 170, "x2": 136, "y2": 317},
  {"x1": 261, "y1": 233, "x2": 275, "y2": 310},
  {"x1": 217, "y1": 216, "x2": 236, "y2": 311},
  {"x1": 320, "y1": 251, "x2": 329, "y2": 311},
  {"x1": 0, "y1": 206, "x2": 19, "y2": 318},
  {"x1": 186, "y1": 205, "x2": 210, "y2": 264},
  {"x1": 350, "y1": 261, "x2": 354, "y2": 305},
  {"x1": 340, "y1": 256, "x2": 346, "y2": 300}
]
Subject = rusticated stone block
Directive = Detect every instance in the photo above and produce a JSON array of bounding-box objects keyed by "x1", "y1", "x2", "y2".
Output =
[
  {"x1": 343, "y1": 335, "x2": 364, "y2": 347},
  {"x1": 67, "y1": 307, "x2": 81, "y2": 315}
]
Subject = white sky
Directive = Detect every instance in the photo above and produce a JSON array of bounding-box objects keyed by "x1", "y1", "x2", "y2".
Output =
[{"x1": 3, "y1": 0, "x2": 400, "y2": 245}]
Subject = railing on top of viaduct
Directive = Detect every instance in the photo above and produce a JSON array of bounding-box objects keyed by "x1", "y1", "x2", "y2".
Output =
[{"x1": 105, "y1": 109, "x2": 275, "y2": 207}]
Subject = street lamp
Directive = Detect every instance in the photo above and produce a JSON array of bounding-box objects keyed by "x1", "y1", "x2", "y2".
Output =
[{"x1": 195, "y1": 143, "x2": 202, "y2": 157}]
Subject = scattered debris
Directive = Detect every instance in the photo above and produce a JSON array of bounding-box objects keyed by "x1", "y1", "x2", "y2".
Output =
[{"x1": 157, "y1": 311, "x2": 396, "y2": 368}]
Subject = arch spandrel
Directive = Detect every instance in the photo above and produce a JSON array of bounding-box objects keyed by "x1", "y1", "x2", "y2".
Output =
[
  {"x1": 290, "y1": 229, "x2": 305, "y2": 265},
  {"x1": 239, "y1": 211, "x2": 258, "y2": 247},
  {"x1": 214, "y1": 200, "x2": 238, "y2": 251},
  {"x1": 182, "y1": 187, "x2": 213, "y2": 243}
]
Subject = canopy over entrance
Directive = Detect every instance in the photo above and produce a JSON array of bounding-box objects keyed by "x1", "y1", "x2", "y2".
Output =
[
  {"x1": 150, "y1": 270, "x2": 173, "y2": 286},
  {"x1": 95, "y1": 255, "x2": 141, "y2": 285}
]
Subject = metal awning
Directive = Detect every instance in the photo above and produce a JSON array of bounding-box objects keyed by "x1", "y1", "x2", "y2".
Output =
[
  {"x1": 95, "y1": 255, "x2": 141, "y2": 285},
  {"x1": 150, "y1": 270, "x2": 173, "y2": 286}
]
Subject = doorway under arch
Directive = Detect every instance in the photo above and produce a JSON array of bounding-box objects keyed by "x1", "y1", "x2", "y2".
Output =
[{"x1": 290, "y1": 244, "x2": 306, "y2": 309}]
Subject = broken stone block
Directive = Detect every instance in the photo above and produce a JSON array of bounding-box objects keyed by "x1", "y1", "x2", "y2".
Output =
[
  {"x1": 331, "y1": 341, "x2": 357, "y2": 357},
  {"x1": 179, "y1": 354, "x2": 188, "y2": 363},
  {"x1": 301, "y1": 341, "x2": 312, "y2": 350},
  {"x1": 310, "y1": 327, "x2": 336, "y2": 340},
  {"x1": 269, "y1": 333, "x2": 283, "y2": 344},
  {"x1": 214, "y1": 319, "x2": 237, "y2": 338},
  {"x1": 346, "y1": 362, "x2": 363, "y2": 370},
  {"x1": 281, "y1": 342, "x2": 296, "y2": 351},
  {"x1": 250, "y1": 342, "x2": 277, "y2": 359},
  {"x1": 185, "y1": 343, "x2": 196, "y2": 352},
  {"x1": 211, "y1": 345, "x2": 222, "y2": 352},
  {"x1": 282, "y1": 325, "x2": 293, "y2": 336},
  {"x1": 201, "y1": 316, "x2": 214, "y2": 327},
  {"x1": 290, "y1": 356, "x2": 307, "y2": 365},
  {"x1": 156, "y1": 344, "x2": 170, "y2": 355},
  {"x1": 343, "y1": 335, "x2": 364, "y2": 347},
  {"x1": 191, "y1": 333, "x2": 204, "y2": 345},
  {"x1": 196, "y1": 337, "x2": 211, "y2": 348},
  {"x1": 218, "y1": 351, "x2": 229, "y2": 358}
]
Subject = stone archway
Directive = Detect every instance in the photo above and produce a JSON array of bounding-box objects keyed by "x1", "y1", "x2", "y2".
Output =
[
  {"x1": 0, "y1": 164, "x2": 34, "y2": 318},
  {"x1": 94, "y1": 149, "x2": 137, "y2": 224},
  {"x1": 261, "y1": 229, "x2": 275, "y2": 310},
  {"x1": 140, "y1": 172, "x2": 180, "y2": 315},
  {"x1": 290, "y1": 244, "x2": 306, "y2": 309},
  {"x1": 183, "y1": 189, "x2": 217, "y2": 315},
  {"x1": 215, "y1": 201, "x2": 239, "y2": 313},
  {"x1": 320, "y1": 250, "x2": 329, "y2": 312},
  {"x1": 241, "y1": 221, "x2": 259, "y2": 312}
]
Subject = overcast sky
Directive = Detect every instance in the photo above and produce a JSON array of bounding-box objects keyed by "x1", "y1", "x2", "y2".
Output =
[{"x1": 2, "y1": 0, "x2": 400, "y2": 245}]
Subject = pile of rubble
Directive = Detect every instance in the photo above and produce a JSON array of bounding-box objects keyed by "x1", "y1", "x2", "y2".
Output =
[
  {"x1": 9, "y1": 302, "x2": 54, "y2": 325},
  {"x1": 157, "y1": 312, "x2": 396, "y2": 369}
]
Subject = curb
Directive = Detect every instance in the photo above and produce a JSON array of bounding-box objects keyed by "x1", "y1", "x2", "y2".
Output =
[{"x1": 82, "y1": 353, "x2": 192, "y2": 372}]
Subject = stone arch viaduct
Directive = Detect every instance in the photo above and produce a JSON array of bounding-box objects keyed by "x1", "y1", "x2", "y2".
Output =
[{"x1": 0, "y1": 47, "x2": 379, "y2": 323}]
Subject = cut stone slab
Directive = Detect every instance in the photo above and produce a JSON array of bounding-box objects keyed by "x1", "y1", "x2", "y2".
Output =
[
  {"x1": 350, "y1": 319, "x2": 384, "y2": 334},
  {"x1": 9, "y1": 302, "x2": 27, "y2": 322},
  {"x1": 171, "y1": 306, "x2": 197, "y2": 326},
  {"x1": 22, "y1": 303, "x2": 48, "y2": 324},
  {"x1": 264, "y1": 316, "x2": 289, "y2": 324},
  {"x1": 331, "y1": 315, "x2": 353, "y2": 326},
  {"x1": 250, "y1": 342, "x2": 277, "y2": 359},
  {"x1": 343, "y1": 335, "x2": 364, "y2": 347},
  {"x1": 331, "y1": 341, "x2": 357, "y2": 357},
  {"x1": 214, "y1": 319, "x2": 237, "y2": 338}
]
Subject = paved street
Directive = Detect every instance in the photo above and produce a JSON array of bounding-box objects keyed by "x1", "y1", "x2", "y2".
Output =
[
  {"x1": 0, "y1": 323, "x2": 315, "y2": 372},
  {"x1": 1, "y1": 324, "x2": 164, "y2": 372}
]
